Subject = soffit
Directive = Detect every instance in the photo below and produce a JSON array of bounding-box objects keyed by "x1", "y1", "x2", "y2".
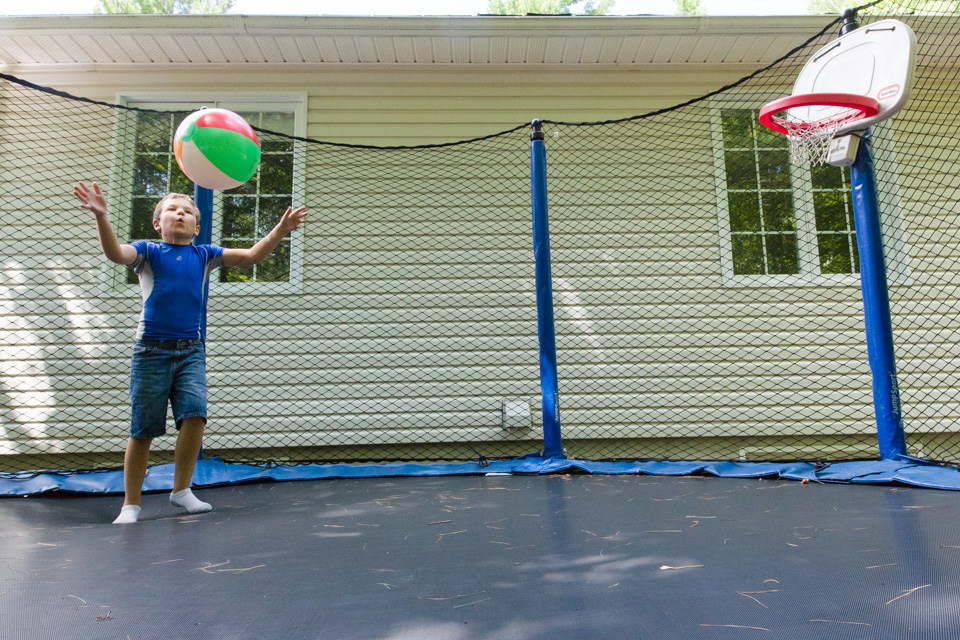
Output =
[{"x1": 0, "y1": 14, "x2": 837, "y2": 67}]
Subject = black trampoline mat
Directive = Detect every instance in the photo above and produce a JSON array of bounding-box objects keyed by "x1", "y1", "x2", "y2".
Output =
[{"x1": 2, "y1": 474, "x2": 959, "y2": 639}]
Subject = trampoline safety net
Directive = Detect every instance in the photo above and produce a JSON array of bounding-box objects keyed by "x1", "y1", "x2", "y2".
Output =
[{"x1": 2, "y1": 0, "x2": 960, "y2": 474}]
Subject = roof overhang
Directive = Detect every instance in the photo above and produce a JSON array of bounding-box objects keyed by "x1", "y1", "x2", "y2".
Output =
[{"x1": 0, "y1": 13, "x2": 840, "y2": 69}]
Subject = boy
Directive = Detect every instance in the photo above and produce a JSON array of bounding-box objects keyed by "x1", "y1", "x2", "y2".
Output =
[{"x1": 73, "y1": 181, "x2": 307, "y2": 524}]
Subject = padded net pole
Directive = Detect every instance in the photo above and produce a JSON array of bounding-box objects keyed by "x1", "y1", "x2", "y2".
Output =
[
  {"x1": 529, "y1": 120, "x2": 564, "y2": 459},
  {"x1": 851, "y1": 132, "x2": 907, "y2": 459},
  {"x1": 193, "y1": 183, "x2": 214, "y2": 461},
  {"x1": 193, "y1": 184, "x2": 214, "y2": 343}
]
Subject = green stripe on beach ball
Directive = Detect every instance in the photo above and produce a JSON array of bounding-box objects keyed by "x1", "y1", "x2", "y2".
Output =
[{"x1": 193, "y1": 127, "x2": 261, "y2": 183}]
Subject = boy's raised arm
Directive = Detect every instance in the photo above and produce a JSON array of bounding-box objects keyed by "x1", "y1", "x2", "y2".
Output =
[
  {"x1": 74, "y1": 181, "x2": 137, "y2": 266},
  {"x1": 221, "y1": 205, "x2": 307, "y2": 268}
]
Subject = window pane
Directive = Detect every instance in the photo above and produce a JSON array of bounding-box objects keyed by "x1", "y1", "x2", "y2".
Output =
[
  {"x1": 134, "y1": 154, "x2": 170, "y2": 196},
  {"x1": 814, "y1": 192, "x2": 848, "y2": 231},
  {"x1": 811, "y1": 162, "x2": 843, "y2": 189},
  {"x1": 136, "y1": 113, "x2": 173, "y2": 153},
  {"x1": 262, "y1": 137, "x2": 295, "y2": 155},
  {"x1": 220, "y1": 240, "x2": 254, "y2": 282},
  {"x1": 257, "y1": 240, "x2": 291, "y2": 282},
  {"x1": 261, "y1": 153, "x2": 294, "y2": 194},
  {"x1": 818, "y1": 234, "x2": 853, "y2": 274},
  {"x1": 261, "y1": 112, "x2": 295, "y2": 153},
  {"x1": 721, "y1": 110, "x2": 754, "y2": 149},
  {"x1": 756, "y1": 122, "x2": 788, "y2": 149},
  {"x1": 170, "y1": 163, "x2": 193, "y2": 195},
  {"x1": 765, "y1": 233, "x2": 799, "y2": 274},
  {"x1": 757, "y1": 150, "x2": 791, "y2": 188},
  {"x1": 229, "y1": 170, "x2": 258, "y2": 195},
  {"x1": 732, "y1": 235, "x2": 764, "y2": 275},
  {"x1": 761, "y1": 191, "x2": 796, "y2": 232},
  {"x1": 725, "y1": 151, "x2": 756, "y2": 189},
  {"x1": 223, "y1": 196, "x2": 256, "y2": 238},
  {"x1": 262, "y1": 111, "x2": 294, "y2": 136},
  {"x1": 259, "y1": 196, "x2": 293, "y2": 236},
  {"x1": 129, "y1": 198, "x2": 156, "y2": 241},
  {"x1": 728, "y1": 192, "x2": 761, "y2": 232}
]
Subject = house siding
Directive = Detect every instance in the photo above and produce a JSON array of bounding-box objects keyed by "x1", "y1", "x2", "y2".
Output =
[{"x1": 2, "y1": 58, "x2": 960, "y2": 464}]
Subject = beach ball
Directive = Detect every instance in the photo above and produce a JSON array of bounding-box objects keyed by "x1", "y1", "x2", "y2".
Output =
[{"x1": 174, "y1": 108, "x2": 260, "y2": 190}]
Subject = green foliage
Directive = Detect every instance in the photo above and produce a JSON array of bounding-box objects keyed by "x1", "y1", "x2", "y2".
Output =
[
  {"x1": 486, "y1": 0, "x2": 569, "y2": 13},
  {"x1": 485, "y1": 0, "x2": 614, "y2": 15},
  {"x1": 675, "y1": 0, "x2": 704, "y2": 15},
  {"x1": 94, "y1": 0, "x2": 234, "y2": 14},
  {"x1": 581, "y1": 0, "x2": 615, "y2": 15},
  {"x1": 807, "y1": 0, "x2": 959, "y2": 14},
  {"x1": 806, "y1": 0, "x2": 848, "y2": 14}
]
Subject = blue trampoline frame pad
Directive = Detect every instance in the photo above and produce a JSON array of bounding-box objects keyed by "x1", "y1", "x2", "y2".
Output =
[{"x1": 3, "y1": 455, "x2": 960, "y2": 496}]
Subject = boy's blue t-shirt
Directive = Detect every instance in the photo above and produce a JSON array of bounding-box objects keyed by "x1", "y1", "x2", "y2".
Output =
[{"x1": 130, "y1": 240, "x2": 224, "y2": 341}]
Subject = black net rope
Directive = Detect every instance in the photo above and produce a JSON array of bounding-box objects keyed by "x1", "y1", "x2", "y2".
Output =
[{"x1": 2, "y1": 0, "x2": 960, "y2": 475}]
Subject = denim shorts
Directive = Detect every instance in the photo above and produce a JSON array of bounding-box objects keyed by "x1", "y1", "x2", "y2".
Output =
[{"x1": 129, "y1": 338, "x2": 208, "y2": 439}]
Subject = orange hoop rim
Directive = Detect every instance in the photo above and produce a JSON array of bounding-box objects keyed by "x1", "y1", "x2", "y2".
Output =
[{"x1": 758, "y1": 93, "x2": 880, "y2": 136}]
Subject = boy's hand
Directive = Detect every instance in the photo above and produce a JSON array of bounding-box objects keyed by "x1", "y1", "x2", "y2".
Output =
[
  {"x1": 74, "y1": 181, "x2": 108, "y2": 219},
  {"x1": 278, "y1": 206, "x2": 308, "y2": 234},
  {"x1": 222, "y1": 205, "x2": 308, "y2": 268}
]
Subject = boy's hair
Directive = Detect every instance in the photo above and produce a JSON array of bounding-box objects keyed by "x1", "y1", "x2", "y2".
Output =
[{"x1": 153, "y1": 193, "x2": 200, "y2": 221}]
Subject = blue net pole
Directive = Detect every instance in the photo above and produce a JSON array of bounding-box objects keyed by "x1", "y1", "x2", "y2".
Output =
[
  {"x1": 193, "y1": 184, "x2": 214, "y2": 343},
  {"x1": 193, "y1": 184, "x2": 214, "y2": 462},
  {"x1": 529, "y1": 120, "x2": 564, "y2": 459},
  {"x1": 850, "y1": 132, "x2": 907, "y2": 459}
]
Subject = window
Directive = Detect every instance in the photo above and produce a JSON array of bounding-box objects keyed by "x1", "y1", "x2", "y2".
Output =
[
  {"x1": 720, "y1": 109, "x2": 802, "y2": 276},
  {"x1": 810, "y1": 163, "x2": 859, "y2": 275},
  {"x1": 108, "y1": 94, "x2": 306, "y2": 293},
  {"x1": 713, "y1": 107, "x2": 867, "y2": 285}
]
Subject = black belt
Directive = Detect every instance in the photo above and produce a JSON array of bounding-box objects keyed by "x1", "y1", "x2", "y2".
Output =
[{"x1": 138, "y1": 338, "x2": 201, "y2": 349}]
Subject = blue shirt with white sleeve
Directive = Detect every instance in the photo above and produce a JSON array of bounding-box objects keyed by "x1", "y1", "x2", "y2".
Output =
[{"x1": 130, "y1": 240, "x2": 224, "y2": 341}]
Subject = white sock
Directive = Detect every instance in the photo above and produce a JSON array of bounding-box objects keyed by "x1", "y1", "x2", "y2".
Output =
[
  {"x1": 170, "y1": 488, "x2": 212, "y2": 514},
  {"x1": 113, "y1": 504, "x2": 141, "y2": 524}
]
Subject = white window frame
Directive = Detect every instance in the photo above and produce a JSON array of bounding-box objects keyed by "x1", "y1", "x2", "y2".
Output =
[
  {"x1": 105, "y1": 91, "x2": 307, "y2": 295},
  {"x1": 710, "y1": 98, "x2": 911, "y2": 288}
]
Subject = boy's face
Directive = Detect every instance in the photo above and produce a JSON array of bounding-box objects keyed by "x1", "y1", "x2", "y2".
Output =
[{"x1": 153, "y1": 197, "x2": 200, "y2": 244}]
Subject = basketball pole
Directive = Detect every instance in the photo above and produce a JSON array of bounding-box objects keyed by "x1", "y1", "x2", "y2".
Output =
[
  {"x1": 837, "y1": 11, "x2": 907, "y2": 460},
  {"x1": 850, "y1": 134, "x2": 907, "y2": 459},
  {"x1": 529, "y1": 119, "x2": 565, "y2": 460}
]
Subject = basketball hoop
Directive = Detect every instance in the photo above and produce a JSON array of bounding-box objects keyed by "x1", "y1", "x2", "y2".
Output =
[
  {"x1": 758, "y1": 19, "x2": 916, "y2": 167},
  {"x1": 759, "y1": 93, "x2": 880, "y2": 166}
]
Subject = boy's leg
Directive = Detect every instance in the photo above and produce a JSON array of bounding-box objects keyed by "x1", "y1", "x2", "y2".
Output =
[
  {"x1": 123, "y1": 436, "x2": 153, "y2": 505},
  {"x1": 172, "y1": 416, "x2": 204, "y2": 493},
  {"x1": 114, "y1": 436, "x2": 152, "y2": 524},
  {"x1": 170, "y1": 417, "x2": 211, "y2": 513},
  {"x1": 169, "y1": 341, "x2": 212, "y2": 513},
  {"x1": 123, "y1": 339, "x2": 173, "y2": 523}
]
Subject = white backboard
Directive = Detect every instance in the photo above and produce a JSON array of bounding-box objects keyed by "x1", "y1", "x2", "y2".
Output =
[{"x1": 791, "y1": 19, "x2": 917, "y2": 135}]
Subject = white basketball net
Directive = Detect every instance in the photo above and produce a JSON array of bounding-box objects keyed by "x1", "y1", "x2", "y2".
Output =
[{"x1": 779, "y1": 110, "x2": 859, "y2": 167}]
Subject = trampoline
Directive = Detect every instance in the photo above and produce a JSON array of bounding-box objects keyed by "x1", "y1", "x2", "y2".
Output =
[
  {"x1": 4, "y1": 7, "x2": 960, "y2": 637},
  {"x1": 3, "y1": 474, "x2": 959, "y2": 639}
]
